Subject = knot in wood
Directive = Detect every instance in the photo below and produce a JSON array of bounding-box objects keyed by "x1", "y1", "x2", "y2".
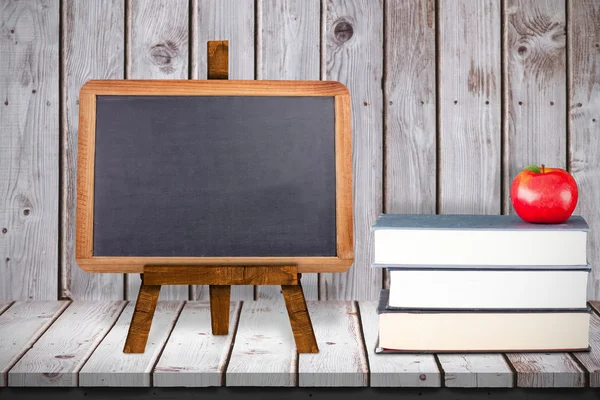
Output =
[
  {"x1": 150, "y1": 42, "x2": 178, "y2": 67},
  {"x1": 334, "y1": 21, "x2": 353, "y2": 43}
]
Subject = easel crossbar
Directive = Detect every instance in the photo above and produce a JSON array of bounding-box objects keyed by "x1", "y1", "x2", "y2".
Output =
[{"x1": 143, "y1": 265, "x2": 298, "y2": 285}]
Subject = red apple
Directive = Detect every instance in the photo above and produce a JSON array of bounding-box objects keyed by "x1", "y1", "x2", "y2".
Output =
[{"x1": 510, "y1": 164, "x2": 578, "y2": 224}]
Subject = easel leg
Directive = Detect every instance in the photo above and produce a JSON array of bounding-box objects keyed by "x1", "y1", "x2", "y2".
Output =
[
  {"x1": 281, "y1": 276, "x2": 319, "y2": 353},
  {"x1": 209, "y1": 285, "x2": 231, "y2": 335},
  {"x1": 123, "y1": 275, "x2": 161, "y2": 353}
]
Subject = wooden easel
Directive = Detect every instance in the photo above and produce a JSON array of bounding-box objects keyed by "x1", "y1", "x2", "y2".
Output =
[{"x1": 122, "y1": 41, "x2": 319, "y2": 354}]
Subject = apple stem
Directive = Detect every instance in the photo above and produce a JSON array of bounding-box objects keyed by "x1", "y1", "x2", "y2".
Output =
[{"x1": 541, "y1": 164, "x2": 545, "y2": 173}]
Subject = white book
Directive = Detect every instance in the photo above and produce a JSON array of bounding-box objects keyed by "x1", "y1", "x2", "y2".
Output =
[
  {"x1": 372, "y1": 214, "x2": 588, "y2": 266},
  {"x1": 387, "y1": 268, "x2": 590, "y2": 309}
]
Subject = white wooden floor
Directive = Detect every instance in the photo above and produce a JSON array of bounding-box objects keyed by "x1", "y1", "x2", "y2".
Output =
[{"x1": 1, "y1": 299, "x2": 600, "y2": 388}]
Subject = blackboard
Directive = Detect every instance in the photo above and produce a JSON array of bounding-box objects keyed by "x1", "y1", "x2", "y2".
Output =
[
  {"x1": 94, "y1": 95, "x2": 336, "y2": 257},
  {"x1": 76, "y1": 80, "x2": 353, "y2": 274}
]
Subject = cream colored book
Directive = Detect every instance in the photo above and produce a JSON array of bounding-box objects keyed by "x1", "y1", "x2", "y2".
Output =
[{"x1": 376, "y1": 290, "x2": 590, "y2": 353}]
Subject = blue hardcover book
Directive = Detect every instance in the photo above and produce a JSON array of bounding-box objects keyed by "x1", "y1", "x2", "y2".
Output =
[{"x1": 371, "y1": 214, "x2": 589, "y2": 267}]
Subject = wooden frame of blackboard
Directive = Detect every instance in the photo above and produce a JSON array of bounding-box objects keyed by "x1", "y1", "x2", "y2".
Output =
[{"x1": 75, "y1": 79, "x2": 353, "y2": 275}]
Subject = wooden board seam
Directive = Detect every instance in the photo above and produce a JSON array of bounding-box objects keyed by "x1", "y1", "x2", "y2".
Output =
[
  {"x1": 501, "y1": 353, "x2": 519, "y2": 388},
  {"x1": 432, "y1": 354, "x2": 446, "y2": 387},
  {"x1": 355, "y1": 301, "x2": 372, "y2": 387},
  {"x1": 219, "y1": 300, "x2": 244, "y2": 387},
  {"x1": 146, "y1": 301, "x2": 186, "y2": 387}
]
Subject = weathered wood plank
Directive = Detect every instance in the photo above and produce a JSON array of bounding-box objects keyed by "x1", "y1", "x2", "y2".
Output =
[
  {"x1": 192, "y1": 0, "x2": 255, "y2": 301},
  {"x1": 358, "y1": 301, "x2": 440, "y2": 387},
  {"x1": 126, "y1": 0, "x2": 189, "y2": 301},
  {"x1": 154, "y1": 301, "x2": 241, "y2": 387},
  {"x1": 298, "y1": 301, "x2": 367, "y2": 386},
  {"x1": 226, "y1": 299, "x2": 297, "y2": 386},
  {"x1": 255, "y1": 0, "x2": 320, "y2": 301},
  {"x1": 0, "y1": 301, "x2": 69, "y2": 386},
  {"x1": 572, "y1": 302, "x2": 600, "y2": 387},
  {"x1": 383, "y1": 0, "x2": 436, "y2": 289},
  {"x1": 321, "y1": 0, "x2": 383, "y2": 301},
  {"x1": 438, "y1": 0, "x2": 501, "y2": 214},
  {"x1": 505, "y1": 352, "x2": 585, "y2": 387},
  {"x1": 384, "y1": 0, "x2": 436, "y2": 213},
  {"x1": 62, "y1": 0, "x2": 125, "y2": 300},
  {"x1": 568, "y1": 0, "x2": 600, "y2": 300},
  {"x1": 1, "y1": 0, "x2": 59, "y2": 300},
  {"x1": 79, "y1": 301, "x2": 184, "y2": 386},
  {"x1": 8, "y1": 301, "x2": 126, "y2": 387},
  {"x1": 503, "y1": 0, "x2": 567, "y2": 214},
  {"x1": 436, "y1": 0, "x2": 508, "y2": 387},
  {"x1": 437, "y1": 354, "x2": 513, "y2": 388}
]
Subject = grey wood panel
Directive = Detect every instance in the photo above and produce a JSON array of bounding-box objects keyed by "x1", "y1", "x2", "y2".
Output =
[
  {"x1": 62, "y1": 0, "x2": 125, "y2": 300},
  {"x1": 383, "y1": 0, "x2": 436, "y2": 289},
  {"x1": 568, "y1": 0, "x2": 600, "y2": 301},
  {"x1": 435, "y1": 0, "x2": 509, "y2": 385},
  {"x1": 1, "y1": 0, "x2": 59, "y2": 300},
  {"x1": 192, "y1": 0, "x2": 255, "y2": 301},
  {"x1": 320, "y1": 0, "x2": 384, "y2": 301},
  {"x1": 255, "y1": 0, "x2": 321, "y2": 301},
  {"x1": 125, "y1": 0, "x2": 190, "y2": 301},
  {"x1": 438, "y1": 0, "x2": 501, "y2": 214},
  {"x1": 503, "y1": 0, "x2": 567, "y2": 214}
]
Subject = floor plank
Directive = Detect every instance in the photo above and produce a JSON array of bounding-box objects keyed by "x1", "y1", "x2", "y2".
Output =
[
  {"x1": 78, "y1": 301, "x2": 184, "y2": 387},
  {"x1": 358, "y1": 301, "x2": 440, "y2": 387},
  {"x1": 154, "y1": 301, "x2": 241, "y2": 387},
  {"x1": 438, "y1": 354, "x2": 513, "y2": 388},
  {"x1": 0, "y1": 301, "x2": 70, "y2": 386},
  {"x1": 8, "y1": 301, "x2": 126, "y2": 387},
  {"x1": 572, "y1": 302, "x2": 600, "y2": 386},
  {"x1": 298, "y1": 301, "x2": 368, "y2": 387},
  {"x1": 506, "y1": 353, "x2": 585, "y2": 388},
  {"x1": 226, "y1": 300, "x2": 297, "y2": 386}
]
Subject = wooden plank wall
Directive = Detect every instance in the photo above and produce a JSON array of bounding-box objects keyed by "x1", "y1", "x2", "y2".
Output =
[{"x1": 0, "y1": 0, "x2": 598, "y2": 301}]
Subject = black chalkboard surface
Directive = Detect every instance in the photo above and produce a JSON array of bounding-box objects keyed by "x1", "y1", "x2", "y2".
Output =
[
  {"x1": 76, "y1": 80, "x2": 353, "y2": 274},
  {"x1": 93, "y1": 95, "x2": 336, "y2": 257}
]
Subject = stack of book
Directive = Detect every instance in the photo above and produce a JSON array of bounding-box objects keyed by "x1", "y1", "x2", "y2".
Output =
[{"x1": 371, "y1": 214, "x2": 591, "y2": 353}]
